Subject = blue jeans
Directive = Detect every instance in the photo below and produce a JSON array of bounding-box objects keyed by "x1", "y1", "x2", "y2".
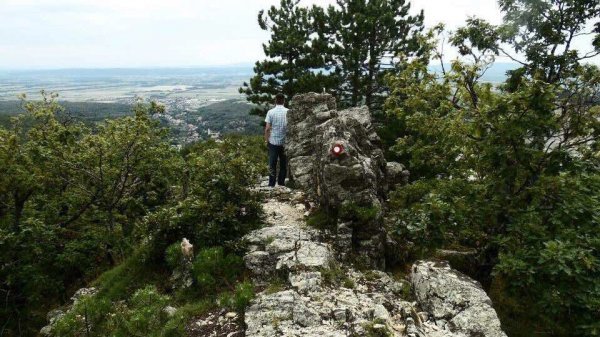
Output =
[{"x1": 268, "y1": 142, "x2": 287, "y2": 187}]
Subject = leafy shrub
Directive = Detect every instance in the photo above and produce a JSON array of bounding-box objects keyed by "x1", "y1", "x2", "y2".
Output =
[
  {"x1": 53, "y1": 285, "x2": 173, "y2": 337},
  {"x1": 490, "y1": 173, "x2": 600, "y2": 336},
  {"x1": 340, "y1": 203, "x2": 380, "y2": 224},
  {"x1": 52, "y1": 294, "x2": 113, "y2": 337},
  {"x1": 140, "y1": 137, "x2": 264, "y2": 259}
]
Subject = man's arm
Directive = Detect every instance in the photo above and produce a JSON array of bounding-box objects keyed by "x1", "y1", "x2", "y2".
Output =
[{"x1": 264, "y1": 123, "x2": 272, "y2": 143}]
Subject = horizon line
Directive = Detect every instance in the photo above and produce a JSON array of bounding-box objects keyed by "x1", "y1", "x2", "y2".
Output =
[
  {"x1": 0, "y1": 61, "x2": 524, "y2": 73},
  {"x1": 0, "y1": 63, "x2": 257, "y2": 72}
]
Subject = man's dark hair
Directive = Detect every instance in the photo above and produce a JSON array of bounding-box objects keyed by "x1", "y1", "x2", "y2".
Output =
[{"x1": 275, "y1": 93, "x2": 285, "y2": 105}]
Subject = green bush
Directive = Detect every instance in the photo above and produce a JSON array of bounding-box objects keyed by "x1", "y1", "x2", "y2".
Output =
[
  {"x1": 52, "y1": 294, "x2": 113, "y2": 337},
  {"x1": 139, "y1": 137, "x2": 264, "y2": 259},
  {"x1": 165, "y1": 242, "x2": 184, "y2": 270},
  {"x1": 218, "y1": 281, "x2": 256, "y2": 312},
  {"x1": 385, "y1": 21, "x2": 600, "y2": 334},
  {"x1": 340, "y1": 203, "x2": 380, "y2": 224},
  {"x1": 109, "y1": 286, "x2": 171, "y2": 337},
  {"x1": 192, "y1": 247, "x2": 244, "y2": 294},
  {"x1": 53, "y1": 285, "x2": 174, "y2": 337}
]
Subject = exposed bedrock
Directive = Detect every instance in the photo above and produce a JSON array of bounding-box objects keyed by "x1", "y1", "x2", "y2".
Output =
[
  {"x1": 411, "y1": 260, "x2": 508, "y2": 337},
  {"x1": 286, "y1": 93, "x2": 407, "y2": 267}
]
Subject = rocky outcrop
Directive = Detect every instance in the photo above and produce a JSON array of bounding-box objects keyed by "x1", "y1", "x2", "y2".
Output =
[
  {"x1": 244, "y1": 184, "x2": 412, "y2": 336},
  {"x1": 286, "y1": 93, "x2": 401, "y2": 267},
  {"x1": 245, "y1": 270, "x2": 413, "y2": 337},
  {"x1": 243, "y1": 186, "x2": 333, "y2": 281},
  {"x1": 242, "y1": 183, "x2": 508, "y2": 337},
  {"x1": 287, "y1": 93, "x2": 387, "y2": 207},
  {"x1": 411, "y1": 260, "x2": 507, "y2": 337}
]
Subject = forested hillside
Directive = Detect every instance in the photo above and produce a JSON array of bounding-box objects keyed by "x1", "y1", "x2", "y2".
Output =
[
  {"x1": 0, "y1": 99, "x2": 263, "y2": 144},
  {"x1": 0, "y1": 96, "x2": 267, "y2": 336},
  {"x1": 0, "y1": 100, "x2": 132, "y2": 127}
]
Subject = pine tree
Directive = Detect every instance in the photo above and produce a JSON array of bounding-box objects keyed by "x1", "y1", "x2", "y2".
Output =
[
  {"x1": 243, "y1": 0, "x2": 424, "y2": 116},
  {"x1": 239, "y1": 0, "x2": 338, "y2": 116},
  {"x1": 332, "y1": 0, "x2": 424, "y2": 112}
]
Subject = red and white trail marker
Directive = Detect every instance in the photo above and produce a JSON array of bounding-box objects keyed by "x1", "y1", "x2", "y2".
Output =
[{"x1": 331, "y1": 144, "x2": 344, "y2": 156}]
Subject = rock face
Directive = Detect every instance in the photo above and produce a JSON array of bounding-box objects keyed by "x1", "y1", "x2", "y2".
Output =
[
  {"x1": 287, "y1": 93, "x2": 387, "y2": 208},
  {"x1": 286, "y1": 93, "x2": 395, "y2": 267},
  {"x1": 411, "y1": 260, "x2": 508, "y2": 337}
]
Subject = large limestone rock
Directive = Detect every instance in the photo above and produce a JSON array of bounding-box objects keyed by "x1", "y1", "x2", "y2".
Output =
[
  {"x1": 286, "y1": 93, "x2": 386, "y2": 208},
  {"x1": 411, "y1": 260, "x2": 507, "y2": 337},
  {"x1": 245, "y1": 269, "x2": 413, "y2": 337},
  {"x1": 286, "y1": 93, "x2": 395, "y2": 267}
]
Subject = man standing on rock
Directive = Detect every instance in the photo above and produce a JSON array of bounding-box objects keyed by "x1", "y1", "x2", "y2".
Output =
[{"x1": 264, "y1": 93, "x2": 288, "y2": 187}]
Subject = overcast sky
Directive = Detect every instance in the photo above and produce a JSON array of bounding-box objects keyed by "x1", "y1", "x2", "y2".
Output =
[{"x1": 0, "y1": 0, "x2": 597, "y2": 69}]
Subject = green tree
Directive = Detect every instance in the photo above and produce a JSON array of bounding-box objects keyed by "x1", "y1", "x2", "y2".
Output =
[
  {"x1": 385, "y1": 1, "x2": 600, "y2": 335},
  {"x1": 0, "y1": 95, "x2": 180, "y2": 336},
  {"x1": 498, "y1": 0, "x2": 600, "y2": 84},
  {"x1": 241, "y1": 0, "x2": 424, "y2": 116},
  {"x1": 332, "y1": 0, "x2": 424, "y2": 111},
  {"x1": 239, "y1": 0, "x2": 338, "y2": 116}
]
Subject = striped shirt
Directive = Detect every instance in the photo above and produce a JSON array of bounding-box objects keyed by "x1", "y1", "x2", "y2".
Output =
[{"x1": 265, "y1": 105, "x2": 288, "y2": 146}]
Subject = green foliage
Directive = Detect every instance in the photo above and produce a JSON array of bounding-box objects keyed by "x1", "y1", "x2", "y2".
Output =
[
  {"x1": 305, "y1": 207, "x2": 338, "y2": 230},
  {"x1": 159, "y1": 301, "x2": 212, "y2": 337},
  {"x1": 52, "y1": 294, "x2": 113, "y2": 337},
  {"x1": 109, "y1": 286, "x2": 171, "y2": 337},
  {"x1": 140, "y1": 137, "x2": 264, "y2": 259},
  {"x1": 385, "y1": 2, "x2": 600, "y2": 335},
  {"x1": 165, "y1": 242, "x2": 184, "y2": 270},
  {"x1": 492, "y1": 173, "x2": 600, "y2": 336},
  {"x1": 192, "y1": 247, "x2": 244, "y2": 294},
  {"x1": 498, "y1": 0, "x2": 600, "y2": 84},
  {"x1": 332, "y1": 0, "x2": 424, "y2": 111},
  {"x1": 0, "y1": 94, "x2": 266, "y2": 335},
  {"x1": 0, "y1": 95, "x2": 180, "y2": 335},
  {"x1": 339, "y1": 203, "x2": 380, "y2": 225},
  {"x1": 239, "y1": 0, "x2": 336, "y2": 115},
  {"x1": 0, "y1": 99, "x2": 133, "y2": 129},
  {"x1": 53, "y1": 285, "x2": 174, "y2": 337}
]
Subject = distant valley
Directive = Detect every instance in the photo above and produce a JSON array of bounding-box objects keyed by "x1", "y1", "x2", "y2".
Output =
[
  {"x1": 0, "y1": 63, "x2": 518, "y2": 144},
  {"x1": 0, "y1": 66, "x2": 263, "y2": 143}
]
